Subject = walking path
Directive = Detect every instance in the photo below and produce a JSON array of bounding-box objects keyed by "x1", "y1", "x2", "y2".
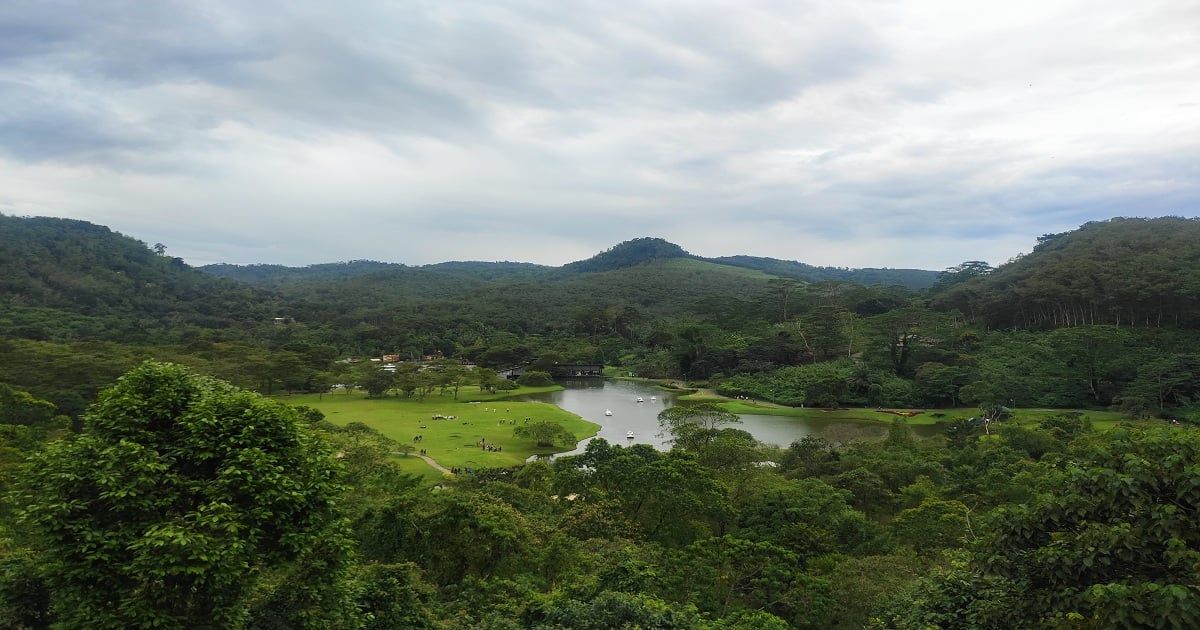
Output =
[
  {"x1": 418, "y1": 453, "x2": 453, "y2": 475},
  {"x1": 394, "y1": 451, "x2": 454, "y2": 475}
]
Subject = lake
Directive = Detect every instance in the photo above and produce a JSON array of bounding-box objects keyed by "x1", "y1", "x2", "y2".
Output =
[{"x1": 522, "y1": 378, "x2": 943, "y2": 458}]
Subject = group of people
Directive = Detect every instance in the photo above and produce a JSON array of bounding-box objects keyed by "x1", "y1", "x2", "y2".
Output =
[
  {"x1": 450, "y1": 467, "x2": 472, "y2": 474},
  {"x1": 412, "y1": 434, "x2": 424, "y2": 442},
  {"x1": 476, "y1": 438, "x2": 502, "y2": 452}
]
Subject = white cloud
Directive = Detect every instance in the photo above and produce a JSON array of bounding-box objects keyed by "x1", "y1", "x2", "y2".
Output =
[{"x1": 0, "y1": 0, "x2": 1197, "y2": 267}]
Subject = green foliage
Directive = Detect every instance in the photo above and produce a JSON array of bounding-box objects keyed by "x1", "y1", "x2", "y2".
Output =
[
  {"x1": 0, "y1": 551, "x2": 51, "y2": 629},
  {"x1": 732, "y1": 473, "x2": 887, "y2": 561},
  {"x1": 889, "y1": 498, "x2": 970, "y2": 554},
  {"x1": 721, "y1": 361, "x2": 855, "y2": 407},
  {"x1": 514, "y1": 421, "x2": 577, "y2": 447},
  {"x1": 556, "y1": 440, "x2": 731, "y2": 546},
  {"x1": 894, "y1": 427, "x2": 1200, "y2": 627},
  {"x1": 14, "y1": 362, "x2": 352, "y2": 628},
  {"x1": 517, "y1": 370, "x2": 556, "y2": 387},
  {"x1": 353, "y1": 562, "x2": 438, "y2": 629},
  {"x1": 524, "y1": 590, "x2": 706, "y2": 629},
  {"x1": 0, "y1": 383, "x2": 58, "y2": 426},
  {"x1": 934, "y1": 217, "x2": 1200, "y2": 329},
  {"x1": 657, "y1": 403, "x2": 742, "y2": 452}
]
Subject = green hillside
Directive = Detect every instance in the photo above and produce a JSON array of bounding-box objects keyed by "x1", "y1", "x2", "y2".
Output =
[
  {"x1": 0, "y1": 214, "x2": 278, "y2": 341},
  {"x1": 708, "y1": 255, "x2": 940, "y2": 289},
  {"x1": 932, "y1": 217, "x2": 1200, "y2": 329}
]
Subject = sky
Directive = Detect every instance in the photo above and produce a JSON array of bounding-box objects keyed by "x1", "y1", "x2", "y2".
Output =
[{"x1": 1, "y1": 0, "x2": 1198, "y2": 269}]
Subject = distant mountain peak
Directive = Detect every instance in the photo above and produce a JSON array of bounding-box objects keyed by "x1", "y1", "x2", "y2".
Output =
[{"x1": 563, "y1": 237, "x2": 691, "y2": 273}]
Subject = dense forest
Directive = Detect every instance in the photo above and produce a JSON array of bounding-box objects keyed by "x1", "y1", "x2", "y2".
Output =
[{"x1": 2, "y1": 214, "x2": 1199, "y2": 627}]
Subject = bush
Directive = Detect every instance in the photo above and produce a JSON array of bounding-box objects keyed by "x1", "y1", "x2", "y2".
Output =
[{"x1": 516, "y1": 371, "x2": 554, "y2": 387}]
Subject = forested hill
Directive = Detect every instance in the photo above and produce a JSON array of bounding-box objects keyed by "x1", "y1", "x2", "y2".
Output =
[
  {"x1": 0, "y1": 214, "x2": 277, "y2": 340},
  {"x1": 560, "y1": 237, "x2": 690, "y2": 273},
  {"x1": 932, "y1": 217, "x2": 1200, "y2": 329},
  {"x1": 198, "y1": 236, "x2": 938, "y2": 288},
  {"x1": 707, "y1": 255, "x2": 939, "y2": 290}
]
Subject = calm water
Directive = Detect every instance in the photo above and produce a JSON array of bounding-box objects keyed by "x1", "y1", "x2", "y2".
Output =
[{"x1": 522, "y1": 379, "x2": 941, "y2": 458}]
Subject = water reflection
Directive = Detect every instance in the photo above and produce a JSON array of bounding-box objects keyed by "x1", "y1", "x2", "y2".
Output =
[{"x1": 522, "y1": 379, "x2": 943, "y2": 459}]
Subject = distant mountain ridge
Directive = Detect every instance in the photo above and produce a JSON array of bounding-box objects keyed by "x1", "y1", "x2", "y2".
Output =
[{"x1": 200, "y1": 236, "x2": 939, "y2": 289}]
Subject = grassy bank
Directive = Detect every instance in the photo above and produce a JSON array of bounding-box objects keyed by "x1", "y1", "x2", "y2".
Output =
[
  {"x1": 670, "y1": 387, "x2": 1141, "y2": 431},
  {"x1": 715, "y1": 400, "x2": 1136, "y2": 430},
  {"x1": 605, "y1": 371, "x2": 695, "y2": 393},
  {"x1": 277, "y1": 388, "x2": 598, "y2": 472},
  {"x1": 459, "y1": 384, "x2": 563, "y2": 401}
]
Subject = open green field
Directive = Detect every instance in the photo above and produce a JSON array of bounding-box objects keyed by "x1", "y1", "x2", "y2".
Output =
[{"x1": 277, "y1": 388, "x2": 599, "y2": 472}]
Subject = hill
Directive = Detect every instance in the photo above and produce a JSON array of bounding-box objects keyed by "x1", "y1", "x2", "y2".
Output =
[
  {"x1": 560, "y1": 237, "x2": 690, "y2": 273},
  {"x1": 932, "y1": 217, "x2": 1200, "y2": 329},
  {"x1": 707, "y1": 255, "x2": 939, "y2": 290},
  {"x1": 197, "y1": 236, "x2": 937, "y2": 289},
  {"x1": 0, "y1": 214, "x2": 278, "y2": 341}
]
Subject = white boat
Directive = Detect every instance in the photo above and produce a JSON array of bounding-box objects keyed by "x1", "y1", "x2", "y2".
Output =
[
  {"x1": 604, "y1": 409, "x2": 613, "y2": 416},
  {"x1": 626, "y1": 431, "x2": 635, "y2": 439},
  {"x1": 636, "y1": 397, "x2": 644, "y2": 403},
  {"x1": 650, "y1": 396, "x2": 657, "y2": 401}
]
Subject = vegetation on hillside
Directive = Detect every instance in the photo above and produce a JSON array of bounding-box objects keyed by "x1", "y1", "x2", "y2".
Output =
[{"x1": 933, "y1": 217, "x2": 1200, "y2": 329}]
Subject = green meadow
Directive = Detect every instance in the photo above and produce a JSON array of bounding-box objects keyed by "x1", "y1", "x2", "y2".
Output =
[{"x1": 277, "y1": 387, "x2": 598, "y2": 472}]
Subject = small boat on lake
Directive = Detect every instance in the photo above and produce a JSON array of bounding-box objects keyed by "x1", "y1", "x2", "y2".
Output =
[
  {"x1": 604, "y1": 409, "x2": 613, "y2": 416},
  {"x1": 650, "y1": 396, "x2": 657, "y2": 401},
  {"x1": 626, "y1": 431, "x2": 635, "y2": 439},
  {"x1": 636, "y1": 397, "x2": 644, "y2": 403}
]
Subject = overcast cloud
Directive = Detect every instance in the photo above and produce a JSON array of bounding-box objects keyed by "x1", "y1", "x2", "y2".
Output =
[{"x1": 1, "y1": 0, "x2": 1198, "y2": 268}]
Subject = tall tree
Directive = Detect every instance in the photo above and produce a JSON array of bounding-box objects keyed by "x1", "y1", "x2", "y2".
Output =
[{"x1": 14, "y1": 362, "x2": 353, "y2": 628}]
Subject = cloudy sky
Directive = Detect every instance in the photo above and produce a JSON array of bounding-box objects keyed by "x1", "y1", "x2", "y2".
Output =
[{"x1": 1, "y1": 0, "x2": 1198, "y2": 269}]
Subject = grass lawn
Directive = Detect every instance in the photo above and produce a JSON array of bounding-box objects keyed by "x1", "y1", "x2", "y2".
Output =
[{"x1": 277, "y1": 388, "x2": 599, "y2": 471}]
